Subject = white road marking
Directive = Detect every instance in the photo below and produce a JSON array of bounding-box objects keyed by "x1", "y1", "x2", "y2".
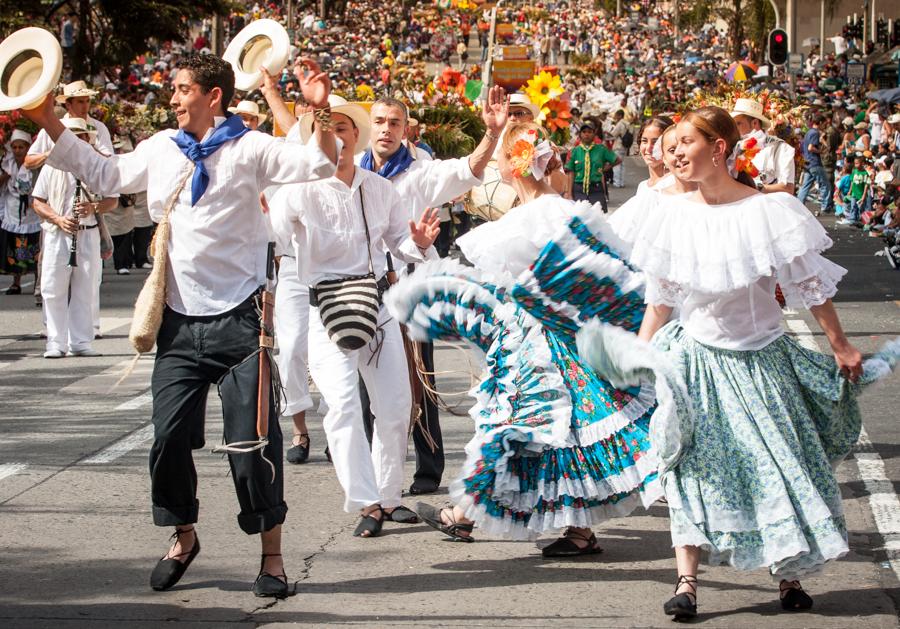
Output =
[
  {"x1": 59, "y1": 355, "x2": 153, "y2": 396},
  {"x1": 0, "y1": 463, "x2": 27, "y2": 481},
  {"x1": 83, "y1": 425, "x2": 154, "y2": 464},
  {"x1": 785, "y1": 314, "x2": 900, "y2": 579},
  {"x1": 115, "y1": 390, "x2": 153, "y2": 411}
]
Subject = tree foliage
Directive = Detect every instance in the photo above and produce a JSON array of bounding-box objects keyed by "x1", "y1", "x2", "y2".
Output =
[{"x1": 1, "y1": 0, "x2": 235, "y2": 77}]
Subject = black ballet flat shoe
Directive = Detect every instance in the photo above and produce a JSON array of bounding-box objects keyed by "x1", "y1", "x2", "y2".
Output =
[
  {"x1": 541, "y1": 528, "x2": 604, "y2": 558},
  {"x1": 150, "y1": 528, "x2": 200, "y2": 591},
  {"x1": 286, "y1": 433, "x2": 310, "y2": 464},
  {"x1": 5, "y1": 285, "x2": 21, "y2": 295},
  {"x1": 780, "y1": 581, "x2": 813, "y2": 611},
  {"x1": 353, "y1": 507, "x2": 384, "y2": 538},
  {"x1": 409, "y1": 480, "x2": 439, "y2": 495},
  {"x1": 251, "y1": 553, "x2": 288, "y2": 598},
  {"x1": 663, "y1": 575, "x2": 697, "y2": 621}
]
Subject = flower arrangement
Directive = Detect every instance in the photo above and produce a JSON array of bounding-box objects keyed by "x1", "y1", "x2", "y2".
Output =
[
  {"x1": 509, "y1": 135, "x2": 538, "y2": 178},
  {"x1": 524, "y1": 71, "x2": 564, "y2": 108},
  {"x1": 0, "y1": 110, "x2": 37, "y2": 148},
  {"x1": 731, "y1": 136, "x2": 762, "y2": 179}
]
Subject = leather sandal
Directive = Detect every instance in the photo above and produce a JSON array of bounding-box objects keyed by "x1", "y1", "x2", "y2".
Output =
[
  {"x1": 663, "y1": 575, "x2": 698, "y2": 621},
  {"x1": 252, "y1": 552, "x2": 288, "y2": 598},
  {"x1": 541, "y1": 528, "x2": 604, "y2": 558},
  {"x1": 780, "y1": 580, "x2": 813, "y2": 611},
  {"x1": 384, "y1": 505, "x2": 420, "y2": 524},
  {"x1": 150, "y1": 527, "x2": 200, "y2": 591},
  {"x1": 416, "y1": 502, "x2": 474, "y2": 542},
  {"x1": 353, "y1": 506, "x2": 384, "y2": 538}
]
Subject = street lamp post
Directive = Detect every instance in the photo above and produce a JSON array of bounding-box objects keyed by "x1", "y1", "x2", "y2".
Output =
[{"x1": 480, "y1": 0, "x2": 503, "y2": 103}]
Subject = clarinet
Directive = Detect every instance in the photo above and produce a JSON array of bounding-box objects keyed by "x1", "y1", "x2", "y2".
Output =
[{"x1": 68, "y1": 179, "x2": 83, "y2": 267}]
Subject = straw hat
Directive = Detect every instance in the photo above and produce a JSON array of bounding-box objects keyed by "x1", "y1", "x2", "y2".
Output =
[
  {"x1": 55, "y1": 80, "x2": 98, "y2": 104},
  {"x1": 730, "y1": 98, "x2": 770, "y2": 130},
  {"x1": 888, "y1": 113, "x2": 900, "y2": 125},
  {"x1": 0, "y1": 27, "x2": 63, "y2": 111},
  {"x1": 298, "y1": 95, "x2": 370, "y2": 154},
  {"x1": 854, "y1": 121, "x2": 869, "y2": 130},
  {"x1": 62, "y1": 117, "x2": 97, "y2": 137},
  {"x1": 223, "y1": 19, "x2": 290, "y2": 92},
  {"x1": 508, "y1": 92, "x2": 541, "y2": 119},
  {"x1": 228, "y1": 100, "x2": 268, "y2": 124}
]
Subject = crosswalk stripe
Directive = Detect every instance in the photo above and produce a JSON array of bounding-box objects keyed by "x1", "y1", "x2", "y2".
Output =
[
  {"x1": 83, "y1": 425, "x2": 154, "y2": 464},
  {"x1": 0, "y1": 463, "x2": 27, "y2": 481},
  {"x1": 115, "y1": 390, "x2": 154, "y2": 411}
]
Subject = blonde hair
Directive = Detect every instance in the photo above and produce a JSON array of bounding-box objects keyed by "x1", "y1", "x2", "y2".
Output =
[{"x1": 501, "y1": 122, "x2": 562, "y2": 178}]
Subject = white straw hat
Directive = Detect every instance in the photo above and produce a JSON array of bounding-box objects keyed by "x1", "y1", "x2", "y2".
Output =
[
  {"x1": 0, "y1": 27, "x2": 63, "y2": 111},
  {"x1": 223, "y1": 19, "x2": 290, "y2": 92},
  {"x1": 62, "y1": 117, "x2": 96, "y2": 137},
  {"x1": 730, "y1": 98, "x2": 771, "y2": 130},
  {"x1": 55, "y1": 80, "x2": 99, "y2": 104},
  {"x1": 508, "y1": 92, "x2": 541, "y2": 119},
  {"x1": 228, "y1": 100, "x2": 268, "y2": 124},
  {"x1": 298, "y1": 95, "x2": 370, "y2": 154}
]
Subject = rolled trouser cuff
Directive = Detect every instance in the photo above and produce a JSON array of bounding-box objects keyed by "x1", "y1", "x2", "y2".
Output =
[
  {"x1": 237, "y1": 501, "x2": 288, "y2": 534},
  {"x1": 152, "y1": 500, "x2": 200, "y2": 527}
]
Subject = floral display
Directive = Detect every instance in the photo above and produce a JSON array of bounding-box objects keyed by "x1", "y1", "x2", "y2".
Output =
[{"x1": 524, "y1": 70, "x2": 564, "y2": 108}]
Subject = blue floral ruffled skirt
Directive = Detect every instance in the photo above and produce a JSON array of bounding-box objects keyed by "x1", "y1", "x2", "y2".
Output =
[{"x1": 652, "y1": 321, "x2": 873, "y2": 580}]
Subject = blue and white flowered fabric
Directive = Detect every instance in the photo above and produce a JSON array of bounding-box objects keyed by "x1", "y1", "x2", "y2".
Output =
[{"x1": 385, "y1": 202, "x2": 662, "y2": 539}]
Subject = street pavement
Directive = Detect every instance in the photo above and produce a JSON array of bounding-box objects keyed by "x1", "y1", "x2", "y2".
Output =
[{"x1": 1, "y1": 158, "x2": 899, "y2": 628}]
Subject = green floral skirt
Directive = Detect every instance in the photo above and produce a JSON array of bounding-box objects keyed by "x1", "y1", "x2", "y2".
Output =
[{"x1": 652, "y1": 322, "x2": 868, "y2": 581}]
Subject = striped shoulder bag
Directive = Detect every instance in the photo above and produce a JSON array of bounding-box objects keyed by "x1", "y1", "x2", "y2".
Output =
[{"x1": 311, "y1": 184, "x2": 382, "y2": 351}]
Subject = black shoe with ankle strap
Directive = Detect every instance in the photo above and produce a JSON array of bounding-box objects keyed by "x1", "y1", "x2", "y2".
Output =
[
  {"x1": 252, "y1": 553, "x2": 289, "y2": 598},
  {"x1": 663, "y1": 575, "x2": 697, "y2": 621},
  {"x1": 150, "y1": 527, "x2": 200, "y2": 591}
]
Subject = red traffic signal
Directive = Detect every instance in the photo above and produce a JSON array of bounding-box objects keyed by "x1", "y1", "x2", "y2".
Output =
[{"x1": 768, "y1": 28, "x2": 789, "y2": 66}]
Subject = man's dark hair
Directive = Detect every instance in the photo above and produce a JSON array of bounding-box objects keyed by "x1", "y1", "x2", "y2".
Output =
[
  {"x1": 372, "y1": 97, "x2": 409, "y2": 121},
  {"x1": 179, "y1": 54, "x2": 235, "y2": 113}
]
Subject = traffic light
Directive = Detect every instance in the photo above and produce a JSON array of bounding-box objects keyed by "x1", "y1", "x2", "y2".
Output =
[{"x1": 768, "y1": 28, "x2": 789, "y2": 66}]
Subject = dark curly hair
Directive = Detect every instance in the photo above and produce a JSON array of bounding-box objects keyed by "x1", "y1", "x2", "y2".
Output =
[{"x1": 178, "y1": 54, "x2": 235, "y2": 114}]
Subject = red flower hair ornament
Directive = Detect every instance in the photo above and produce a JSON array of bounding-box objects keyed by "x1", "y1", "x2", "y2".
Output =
[{"x1": 508, "y1": 129, "x2": 554, "y2": 180}]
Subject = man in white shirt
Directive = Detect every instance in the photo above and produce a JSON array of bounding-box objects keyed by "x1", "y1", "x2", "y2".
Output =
[
  {"x1": 731, "y1": 98, "x2": 796, "y2": 195},
  {"x1": 609, "y1": 109, "x2": 629, "y2": 188},
  {"x1": 358, "y1": 90, "x2": 507, "y2": 496},
  {"x1": 21, "y1": 53, "x2": 338, "y2": 598},
  {"x1": 31, "y1": 118, "x2": 118, "y2": 359},
  {"x1": 268, "y1": 97, "x2": 441, "y2": 537}
]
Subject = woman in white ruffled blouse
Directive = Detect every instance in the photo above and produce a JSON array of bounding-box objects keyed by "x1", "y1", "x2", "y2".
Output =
[{"x1": 625, "y1": 106, "x2": 887, "y2": 620}]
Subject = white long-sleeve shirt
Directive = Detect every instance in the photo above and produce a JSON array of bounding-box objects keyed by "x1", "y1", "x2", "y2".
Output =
[
  {"x1": 46, "y1": 123, "x2": 338, "y2": 315},
  {"x1": 268, "y1": 168, "x2": 436, "y2": 286},
  {"x1": 372, "y1": 155, "x2": 481, "y2": 220},
  {"x1": 29, "y1": 114, "x2": 114, "y2": 157}
]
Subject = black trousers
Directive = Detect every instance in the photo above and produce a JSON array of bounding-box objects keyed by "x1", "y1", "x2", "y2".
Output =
[
  {"x1": 573, "y1": 181, "x2": 608, "y2": 212},
  {"x1": 133, "y1": 224, "x2": 154, "y2": 267},
  {"x1": 360, "y1": 340, "x2": 444, "y2": 487},
  {"x1": 112, "y1": 231, "x2": 133, "y2": 270},
  {"x1": 149, "y1": 296, "x2": 287, "y2": 534}
]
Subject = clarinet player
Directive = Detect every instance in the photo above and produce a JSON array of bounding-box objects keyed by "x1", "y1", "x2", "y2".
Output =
[{"x1": 32, "y1": 118, "x2": 117, "y2": 359}]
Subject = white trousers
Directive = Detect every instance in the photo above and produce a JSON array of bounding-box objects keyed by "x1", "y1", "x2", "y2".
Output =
[
  {"x1": 41, "y1": 227, "x2": 100, "y2": 353},
  {"x1": 613, "y1": 148, "x2": 626, "y2": 187},
  {"x1": 308, "y1": 303, "x2": 411, "y2": 511},
  {"x1": 274, "y1": 256, "x2": 312, "y2": 416}
]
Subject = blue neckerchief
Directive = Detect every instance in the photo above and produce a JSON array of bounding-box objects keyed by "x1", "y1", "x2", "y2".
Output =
[
  {"x1": 359, "y1": 143, "x2": 415, "y2": 180},
  {"x1": 171, "y1": 114, "x2": 250, "y2": 206}
]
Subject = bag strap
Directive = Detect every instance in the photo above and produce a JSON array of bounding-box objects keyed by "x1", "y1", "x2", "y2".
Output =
[
  {"x1": 150, "y1": 164, "x2": 194, "y2": 257},
  {"x1": 358, "y1": 182, "x2": 375, "y2": 276}
]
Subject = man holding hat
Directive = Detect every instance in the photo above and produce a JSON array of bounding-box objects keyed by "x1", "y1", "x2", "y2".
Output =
[
  {"x1": 21, "y1": 53, "x2": 339, "y2": 598},
  {"x1": 565, "y1": 120, "x2": 619, "y2": 212},
  {"x1": 25, "y1": 81, "x2": 114, "y2": 170},
  {"x1": 731, "y1": 97, "x2": 796, "y2": 195},
  {"x1": 30, "y1": 118, "x2": 118, "y2": 359},
  {"x1": 228, "y1": 100, "x2": 268, "y2": 131}
]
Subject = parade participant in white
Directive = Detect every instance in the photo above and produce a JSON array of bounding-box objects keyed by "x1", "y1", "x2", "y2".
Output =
[
  {"x1": 0, "y1": 129, "x2": 39, "y2": 294},
  {"x1": 20, "y1": 53, "x2": 339, "y2": 598},
  {"x1": 358, "y1": 88, "x2": 508, "y2": 496},
  {"x1": 31, "y1": 118, "x2": 117, "y2": 358},
  {"x1": 269, "y1": 95, "x2": 441, "y2": 537},
  {"x1": 730, "y1": 98, "x2": 795, "y2": 194}
]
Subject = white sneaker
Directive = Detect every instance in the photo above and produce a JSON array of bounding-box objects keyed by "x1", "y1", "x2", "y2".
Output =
[
  {"x1": 43, "y1": 349, "x2": 65, "y2": 359},
  {"x1": 141, "y1": 262, "x2": 153, "y2": 269},
  {"x1": 117, "y1": 268, "x2": 130, "y2": 275},
  {"x1": 67, "y1": 348, "x2": 102, "y2": 357}
]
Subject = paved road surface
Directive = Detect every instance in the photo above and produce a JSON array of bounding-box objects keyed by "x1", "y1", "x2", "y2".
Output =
[{"x1": 1, "y1": 158, "x2": 899, "y2": 627}]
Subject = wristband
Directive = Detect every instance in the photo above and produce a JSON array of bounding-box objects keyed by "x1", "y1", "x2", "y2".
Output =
[{"x1": 313, "y1": 107, "x2": 334, "y2": 132}]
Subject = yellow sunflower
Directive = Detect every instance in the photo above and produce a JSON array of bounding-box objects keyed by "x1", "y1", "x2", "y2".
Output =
[
  {"x1": 524, "y1": 71, "x2": 564, "y2": 108},
  {"x1": 356, "y1": 84, "x2": 375, "y2": 101}
]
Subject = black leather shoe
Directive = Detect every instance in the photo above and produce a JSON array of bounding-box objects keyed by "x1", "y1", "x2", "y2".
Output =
[
  {"x1": 252, "y1": 553, "x2": 288, "y2": 598},
  {"x1": 409, "y1": 480, "x2": 439, "y2": 495},
  {"x1": 150, "y1": 528, "x2": 200, "y2": 591},
  {"x1": 663, "y1": 575, "x2": 697, "y2": 621},
  {"x1": 286, "y1": 434, "x2": 310, "y2": 464}
]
